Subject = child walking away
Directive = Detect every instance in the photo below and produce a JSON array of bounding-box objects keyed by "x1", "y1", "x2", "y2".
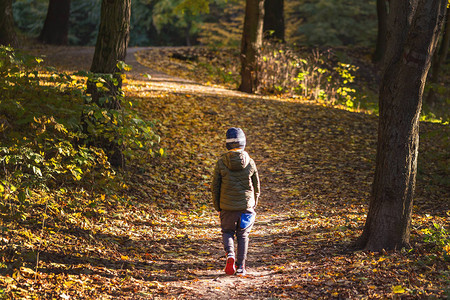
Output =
[{"x1": 211, "y1": 127, "x2": 260, "y2": 276}]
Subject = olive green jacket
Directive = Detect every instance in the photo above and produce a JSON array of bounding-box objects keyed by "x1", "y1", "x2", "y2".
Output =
[{"x1": 211, "y1": 150, "x2": 260, "y2": 211}]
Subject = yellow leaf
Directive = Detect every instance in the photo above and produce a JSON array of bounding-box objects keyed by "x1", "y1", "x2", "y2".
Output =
[
  {"x1": 63, "y1": 280, "x2": 75, "y2": 288},
  {"x1": 20, "y1": 267, "x2": 35, "y2": 277},
  {"x1": 159, "y1": 148, "x2": 164, "y2": 156},
  {"x1": 393, "y1": 285, "x2": 405, "y2": 294}
]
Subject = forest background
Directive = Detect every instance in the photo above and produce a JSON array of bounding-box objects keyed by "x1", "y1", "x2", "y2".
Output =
[
  {"x1": 1, "y1": 0, "x2": 449, "y2": 298},
  {"x1": 13, "y1": 0, "x2": 377, "y2": 47},
  {"x1": 11, "y1": 0, "x2": 450, "y2": 121}
]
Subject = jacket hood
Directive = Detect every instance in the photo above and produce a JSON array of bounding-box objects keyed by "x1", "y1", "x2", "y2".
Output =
[{"x1": 223, "y1": 150, "x2": 250, "y2": 171}]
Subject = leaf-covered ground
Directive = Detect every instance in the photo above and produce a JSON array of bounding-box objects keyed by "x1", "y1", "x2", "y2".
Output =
[{"x1": 1, "y1": 46, "x2": 449, "y2": 299}]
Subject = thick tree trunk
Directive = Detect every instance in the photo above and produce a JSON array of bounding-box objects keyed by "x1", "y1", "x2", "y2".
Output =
[
  {"x1": 0, "y1": 0, "x2": 18, "y2": 47},
  {"x1": 239, "y1": 0, "x2": 264, "y2": 93},
  {"x1": 426, "y1": 6, "x2": 450, "y2": 104},
  {"x1": 91, "y1": 0, "x2": 131, "y2": 75},
  {"x1": 357, "y1": 0, "x2": 447, "y2": 251},
  {"x1": 90, "y1": 0, "x2": 131, "y2": 107},
  {"x1": 372, "y1": 0, "x2": 388, "y2": 63},
  {"x1": 38, "y1": 0, "x2": 71, "y2": 45},
  {"x1": 87, "y1": 0, "x2": 131, "y2": 168},
  {"x1": 263, "y1": 0, "x2": 284, "y2": 42}
]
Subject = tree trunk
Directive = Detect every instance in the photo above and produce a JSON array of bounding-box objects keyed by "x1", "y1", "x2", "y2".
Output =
[
  {"x1": 90, "y1": 0, "x2": 131, "y2": 106},
  {"x1": 238, "y1": 0, "x2": 264, "y2": 93},
  {"x1": 372, "y1": 0, "x2": 388, "y2": 63},
  {"x1": 263, "y1": 0, "x2": 284, "y2": 42},
  {"x1": 426, "y1": 6, "x2": 450, "y2": 104},
  {"x1": 0, "y1": 0, "x2": 18, "y2": 47},
  {"x1": 357, "y1": 0, "x2": 447, "y2": 251},
  {"x1": 87, "y1": 0, "x2": 131, "y2": 168},
  {"x1": 38, "y1": 0, "x2": 71, "y2": 45}
]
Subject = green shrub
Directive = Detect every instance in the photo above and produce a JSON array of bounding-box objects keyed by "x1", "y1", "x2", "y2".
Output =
[
  {"x1": 421, "y1": 223, "x2": 450, "y2": 259},
  {"x1": 257, "y1": 42, "x2": 358, "y2": 107},
  {"x1": 0, "y1": 46, "x2": 160, "y2": 203}
]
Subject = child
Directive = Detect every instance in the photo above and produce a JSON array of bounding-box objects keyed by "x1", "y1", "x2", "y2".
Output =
[{"x1": 211, "y1": 127, "x2": 260, "y2": 276}]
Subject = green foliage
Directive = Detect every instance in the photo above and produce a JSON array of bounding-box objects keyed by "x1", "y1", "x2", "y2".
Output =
[
  {"x1": 79, "y1": 65, "x2": 161, "y2": 164},
  {"x1": 257, "y1": 43, "x2": 358, "y2": 107},
  {"x1": 12, "y1": 0, "x2": 380, "y2": 47},
  {"x1": 13, "y1": 0, "x2": 208, "y2": 46},
  {"x1": 12, "y1": 0, "x2": 101, "y2": 45},
  {"x1": 421, "y1": 223, "x2": 450, "y2": 259},
  {"x1": 0, "y1": 47, "x2": 111, "y2": 201},
  {"x1": 198, "y1": 0, "x2": 244, "y2": 47},
  {"x1": 421, "y1": 82, "x2": 450, "y2": 124},
  {"x1": 0, "y1": 118, "x2": 113, "y2": 192},
  {"x1": 69, "y1": 0, "x2": 101, "y2": 45},
  {"x1": 0, "y1": 46, "x2": 160, "y2": 203},
  {"x1": 11, "y1": 0, "x2": 47, "y2": 37},
  {"x1": 287, "y1": 0, "x2": 377, "y2": 47},
  {"x1": 147, "y1": 0, "x2": 208, "y2": 46}
]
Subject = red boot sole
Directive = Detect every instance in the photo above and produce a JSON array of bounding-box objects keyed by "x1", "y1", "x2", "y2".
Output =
[{"x1": 225, "y1": 256, "x2": 236, "y2": 275}]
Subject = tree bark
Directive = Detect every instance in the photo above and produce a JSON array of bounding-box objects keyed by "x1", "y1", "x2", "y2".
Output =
[
  {"x1": 87, "y1": 0, "x2": 131, "y2": 168},
  {"x1": 357, "y1": 0, "x2": 447, "y2": 251},
  {"x1": 91, "y1": 0, "x2": 131, "y2": 75},
  {"x1": 38, "y1": 0, "x2": 71, "y2": 45},
  {"x1": 238, "y1": 0, "x2": 264, "y2": 93},
  {"x1": 263, "y1": 0, "x2": 284, "y2": 42},
  {"x1": 90, "y1": 0, "x2": 131, "y2": 107},
  {"x1": 372, "y1": 0, "x2": 388, "y2": 63},
  {"x1": 0, "y1": 0, "x2": 18, "y2": 47}
]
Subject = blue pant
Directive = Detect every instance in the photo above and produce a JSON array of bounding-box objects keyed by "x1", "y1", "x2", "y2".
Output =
[{"x1": 220, "y1": 209, "x2": 256, "y2": 266}]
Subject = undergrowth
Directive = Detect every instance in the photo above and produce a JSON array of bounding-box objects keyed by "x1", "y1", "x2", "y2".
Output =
[
  {"x1": 0, "y1": 46, "x2": 161, "y2": 217},
  {"x1": 164, "y1": 44, "x2": 448, "y2": 124}
]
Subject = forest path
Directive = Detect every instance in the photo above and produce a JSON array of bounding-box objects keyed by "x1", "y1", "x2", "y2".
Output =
[
  {"x1": 29, "y1": 45, "x2": 448, "y2": 299},
  {"x1": 119, "y1": 47, "x2": 375, "y2": 298},
  {"x1": 32, "y1": 46, "x2": 249, "y2": 98},
  {"x1": 33, "y1": 45, "x2": 311, "y2": 297},
  {"x1": 123, "y1": 47, "x2": 310, "y2": 298}
]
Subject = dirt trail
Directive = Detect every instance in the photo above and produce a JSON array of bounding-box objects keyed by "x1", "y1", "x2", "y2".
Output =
[
  {"x1": 36, "y1": 46, "x2": 293, "y2": 297},
  {"x1": 122, "y1": 47, "x2": 348, "y2": 298},
  {"x1": 28, "y1": 46, "x2": 448, "y2": 299},
  {"x1": 33, "y1": 46, "x2": 253, "y2": 99},
  {"x1": 124, "y1": 47, "x2": 308, "y2": 299}
]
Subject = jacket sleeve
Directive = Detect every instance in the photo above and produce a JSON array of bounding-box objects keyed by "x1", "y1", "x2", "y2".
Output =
[
  {"x1": 251, "y1": 160, "x2": 260, "y2": 208},
  {"x1": 211, "y1": 161, "x2": 222, "y2": 211}
]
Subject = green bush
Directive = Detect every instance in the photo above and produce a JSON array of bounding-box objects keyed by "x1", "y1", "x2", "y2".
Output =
[
  {"x1": 421, "y1": 223, "x2": 450, "y2": 257},
  {"x1": 78, "y1": 64, "x2": 161, "y2": 165},
  {"x1": 0, "y1": 46, "x2": 160, "y2": 203},
  {"x1": 257, "y1": 42, "x2": 358, "y2": 107}
]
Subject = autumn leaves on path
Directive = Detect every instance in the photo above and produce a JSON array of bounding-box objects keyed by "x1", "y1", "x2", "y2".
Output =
[
  {"x1": 29, "y1": 46, "x2": 447, "y2": 298},
  {"x1": 121, "y1": 49, "x2": 443, "y2": 298}
]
